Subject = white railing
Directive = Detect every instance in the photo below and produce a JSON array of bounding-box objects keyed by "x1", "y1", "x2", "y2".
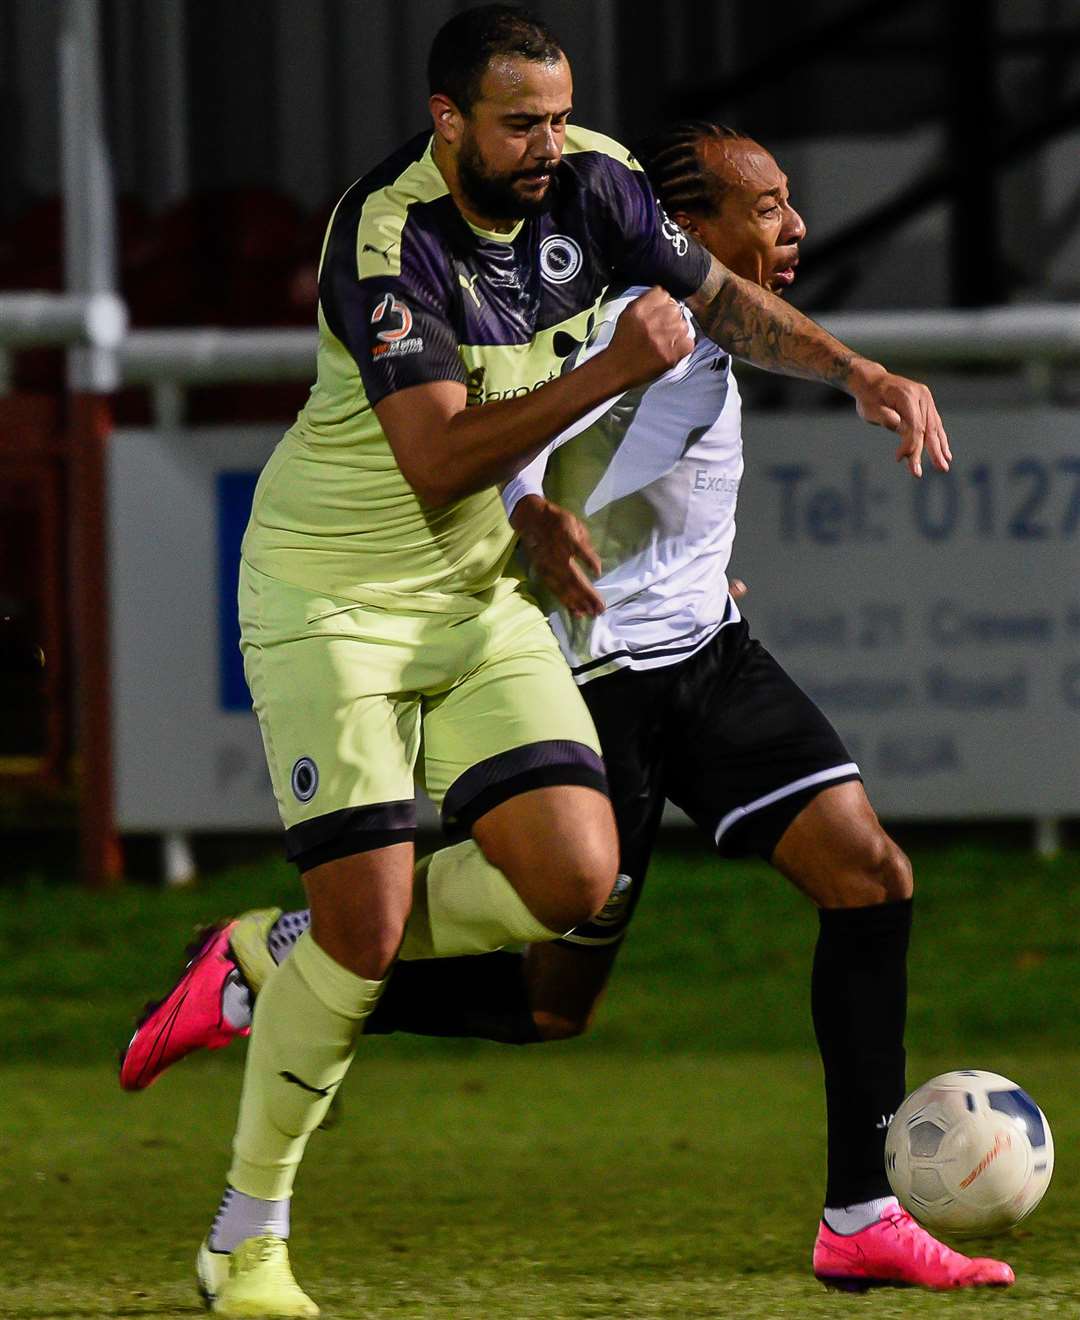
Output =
[
  {"x1": 6, "y1": 292, "x2": 1080, "y2": 385},
  {"x1": 823, "y1": 304, "x2": 1080, "y2": 364},
  {"x1": 8, "y1": 293, "x2": 1080, "y2": 420},
  {"x1": 0, "y1": 291, "x2": 127, "y2": 347},
  {"x1": 120, "y1": 327, "x2": 317, "y2": 384}
]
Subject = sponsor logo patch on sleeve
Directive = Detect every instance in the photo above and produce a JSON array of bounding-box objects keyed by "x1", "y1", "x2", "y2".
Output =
[
  {"x1": 658, "y1": 203, "x2": 689, "y2": 256},
  {"x1": 370, "y1": 293, "x2": 424, "y2": 357}
]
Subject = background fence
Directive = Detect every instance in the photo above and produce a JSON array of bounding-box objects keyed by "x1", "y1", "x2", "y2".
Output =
[{"x1": 2, "y1": 0, "x2": 1078, "y2": 884}]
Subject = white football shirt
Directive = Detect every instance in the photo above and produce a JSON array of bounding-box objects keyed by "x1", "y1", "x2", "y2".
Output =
[{"x1": 502, "y1": 286, "x2": 744, "y2": 683}]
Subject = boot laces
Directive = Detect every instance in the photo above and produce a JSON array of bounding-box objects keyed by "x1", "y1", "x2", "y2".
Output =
[
  {"x1": 234, "y1": 1235, "x2": 294, "y2": 1280},
  {"x1": 881, "y1": 1208, "x2": 963, "y2": 1268}
]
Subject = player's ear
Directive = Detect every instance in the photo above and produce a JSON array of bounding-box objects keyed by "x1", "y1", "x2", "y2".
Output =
[
  {"x1": 670, "y1": 210, "x2": 697, "y2": 237},
  {"x1": 430, "y1": 94, "x2": 463, "y2": 145}
]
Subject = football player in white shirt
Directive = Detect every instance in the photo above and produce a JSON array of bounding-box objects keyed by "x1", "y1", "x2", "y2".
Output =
[{"x1": 121, "y1": 122, "x2": 1010, "y2": 1293}]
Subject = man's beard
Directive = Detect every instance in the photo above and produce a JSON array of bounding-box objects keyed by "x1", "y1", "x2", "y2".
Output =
[{"x1": 458, "y1": 133, "x2": 554, "y2": 221}]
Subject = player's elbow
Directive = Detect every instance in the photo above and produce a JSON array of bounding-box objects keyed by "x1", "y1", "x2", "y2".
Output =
[
  {"x1": 399, "y1": 459, "x2": 455, "y2": 506},
  {"x1": 405, "y1": 470, "x2": 452, "y2": 506},
  {"x1": 398, "y1": 450, "x2": 471, "y2": 507}
]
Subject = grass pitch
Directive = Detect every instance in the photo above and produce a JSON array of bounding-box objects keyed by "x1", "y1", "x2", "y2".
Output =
[{"x1": 2, "y1": 838, "x2": 1079, "y2": 1317}]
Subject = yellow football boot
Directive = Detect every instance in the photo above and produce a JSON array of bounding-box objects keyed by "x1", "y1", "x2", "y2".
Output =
[{"x1": 197, "y1": 1235, "x2": 319, "y2": 1318}]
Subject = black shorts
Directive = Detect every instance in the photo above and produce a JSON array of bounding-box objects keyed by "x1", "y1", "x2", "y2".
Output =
[{"x1": 561, "y1": 617, "x2": 860, "y2": 947}]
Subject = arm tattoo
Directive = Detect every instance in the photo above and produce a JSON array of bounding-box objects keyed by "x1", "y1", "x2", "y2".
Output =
[{"x1": 688, "y1": 259, "x2": 857, "y2": 390}]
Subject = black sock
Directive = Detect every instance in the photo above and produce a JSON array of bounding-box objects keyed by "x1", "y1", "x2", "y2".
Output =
[
  {"x1": 813, "y1": 898, "x2": 912, "y2": 1206},
  {"x1": 364, "y1": 950, "x2": 541, "y2": 1044}
]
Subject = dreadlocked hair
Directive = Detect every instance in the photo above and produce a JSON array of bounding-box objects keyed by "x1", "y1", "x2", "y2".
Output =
[{"x1": 634, "y1": 120, "x2": 746, "y2": 218}]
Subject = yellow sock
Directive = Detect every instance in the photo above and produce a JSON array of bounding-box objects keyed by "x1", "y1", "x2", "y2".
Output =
[
  {"x1": 229, "y1": 930, "x2": 383, "y2": 1201},
  {"x1": 398, "y1": 838, "x2": 561, "y2": 961}
]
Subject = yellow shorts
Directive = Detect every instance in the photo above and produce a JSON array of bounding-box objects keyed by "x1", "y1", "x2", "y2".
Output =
[{"x1": 238, "y1": 563, "x2": 604, "y2": 870}]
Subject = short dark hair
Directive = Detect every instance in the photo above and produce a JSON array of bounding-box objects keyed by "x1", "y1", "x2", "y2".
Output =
[
  {"x1": 635, "y1": 120, "x2": 747, "y2": 217},
  {"x1": 428, "y1": 4, "x2": 564, "y2": 115}
]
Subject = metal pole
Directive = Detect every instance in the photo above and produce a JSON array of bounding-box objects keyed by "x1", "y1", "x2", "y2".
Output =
[
  {"x1": 68, "y1": 394, "x2": 123, "y2": 888},
  {"x1": 60, "y1": 0, "x2": 123, "y2": 887},
  {"x1": 146, "y1": 0, "x2": 190, "y2": 209},
  {"x1": 163, "y1": 831, "x2": 198, "y2": 888},
  {"x1": 1034, "y1": 817, "x2": 1062, "y2": 859},
  {"x1": 60, "y1": 0, "x2": 120, "y2": 392}
]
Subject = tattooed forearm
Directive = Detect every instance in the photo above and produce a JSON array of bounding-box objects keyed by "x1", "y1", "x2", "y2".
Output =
[{"x1": 686, "y1": 258, "x2": 862, "y2": 391}]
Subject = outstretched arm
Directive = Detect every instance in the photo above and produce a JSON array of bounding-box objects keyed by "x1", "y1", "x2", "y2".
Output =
[{"x1": 686, "y1": 255, "x2": 952, "y2": 478}]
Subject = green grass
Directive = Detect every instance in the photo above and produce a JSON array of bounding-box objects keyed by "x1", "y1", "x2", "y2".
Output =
[{"x1": 2, "y1": 841, "x2": 1079, "y2": 1317}]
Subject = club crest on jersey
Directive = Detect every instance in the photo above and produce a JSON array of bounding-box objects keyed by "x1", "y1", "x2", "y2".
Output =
[
  {"x1": 370, "y1": 293, "x2": 423, "y2": 357},
  {"x1": 291, "y1": 757, "x2": 319, "y2": 803},
  {"x1": 539, "y1": 234, "x2": 583, "y2": 284}
]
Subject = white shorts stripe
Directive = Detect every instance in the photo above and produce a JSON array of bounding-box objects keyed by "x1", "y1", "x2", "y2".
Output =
[{"x1": 713, "y1": 762, "x2": 861, "y2": 846}]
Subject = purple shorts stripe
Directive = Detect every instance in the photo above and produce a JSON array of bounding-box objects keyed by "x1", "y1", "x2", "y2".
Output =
[
  {"x1": 442, "y1": 740, "x2": 607, "y2": 839},
  {"x1": 285, "y1": 800, "x2": 416, "y2": 872}
]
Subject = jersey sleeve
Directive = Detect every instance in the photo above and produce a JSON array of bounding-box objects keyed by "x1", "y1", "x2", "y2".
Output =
[
  {"x1": 592, "y1": 152, "x2": 712, "y2": 298},
  {"x1": 319, "y1": 209, "x2": 467, "y2": 408}
]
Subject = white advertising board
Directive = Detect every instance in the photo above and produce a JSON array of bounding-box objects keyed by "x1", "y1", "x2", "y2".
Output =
[
  {"x1": 731, "y1": 407, "x2": 1080, "y2": 817},
  {"x1": 108, "y1": 427, "x2": 282, "y2": 830},
  {"x1": 108, "y1": 411, "x2": 1080, "y2": 831}
]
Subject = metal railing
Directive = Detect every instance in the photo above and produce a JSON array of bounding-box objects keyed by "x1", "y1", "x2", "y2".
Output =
[
  {"x1": 10, "y1": 293, "x2": 1080, "y2": 376},
  {"x1": 5, "y1": 290, "x2": 1080, "y2": 409}
]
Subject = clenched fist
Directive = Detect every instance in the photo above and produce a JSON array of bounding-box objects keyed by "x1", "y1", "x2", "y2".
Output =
[{"x1": 605, "y1": 286, "x2": 694, "y2": 390}]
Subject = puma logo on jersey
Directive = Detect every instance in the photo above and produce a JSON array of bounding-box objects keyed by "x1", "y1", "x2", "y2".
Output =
[
  {"x1": 459, "y1": 272, "x2": 483, "y2": 309},
  {"x1": 362, "y1": 241, "x2": 397, "y2": 264}
]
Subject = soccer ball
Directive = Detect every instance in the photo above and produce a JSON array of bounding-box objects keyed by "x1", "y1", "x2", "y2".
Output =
[{"x1": 885, "y1": 1070, "x2": 1053, "y2": 1235}]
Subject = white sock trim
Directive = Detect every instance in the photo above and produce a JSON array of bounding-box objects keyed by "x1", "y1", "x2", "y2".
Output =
[
  {"x1": 221, "y1": 968, "x2": 254, "y2": 1031},
  {"x1": 209, "y1": 1185, "x2": 291, "y2": 1252},
  {"x1": 823, "y1": 1196, "x2": 899, "y2": 1236}
]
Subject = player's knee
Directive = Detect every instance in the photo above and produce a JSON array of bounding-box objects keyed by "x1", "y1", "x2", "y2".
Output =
[
  {"x1": 329, "y1": 927, "x2": 405, "y2": 980},
  {"x1": 879, "y1": 836, "x2": 914, "y2": 903},
  {"x1": 537, "y1": 842, "x2": 619, "y2": 932},
  {"x1": 813, "y1": 825, "x2": 913, "y2": 909},
  {"x1": 309, "y1": 904, "x2": 409, "y2": 981},
  {"x1": 309, "y1": 931, "x2": 401, "y2": 981},
  {"x1": 490, "y1": 831, "x2": 617, "y2": 933},
  {"x1": 852, "y1": 829, "x2": 913, "y2": 906}
]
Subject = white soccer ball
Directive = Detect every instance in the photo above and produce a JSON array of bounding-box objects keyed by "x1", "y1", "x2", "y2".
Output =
[{"x1": 885, "y1": 1071, "x2": 1053, "y2": 1235}]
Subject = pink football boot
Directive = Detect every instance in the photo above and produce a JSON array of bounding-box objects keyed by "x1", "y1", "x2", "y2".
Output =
[
  {"x1": 119, "y1": 922, "x2": 247, "y2": 1090},
  {"x1": 813, "y1": 1204, "x2": 1015, "y2": 1291}
]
